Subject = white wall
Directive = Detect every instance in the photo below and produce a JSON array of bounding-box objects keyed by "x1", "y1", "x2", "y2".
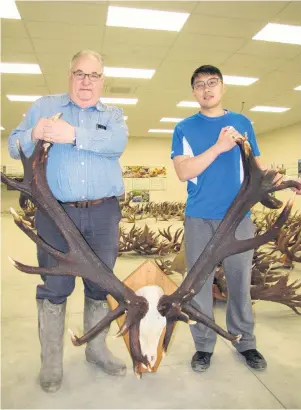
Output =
[
  {"x1": 257, "y1": 122, "x2": 301, "y2": 211},
  {"x1": 2, "y1": 121, "x2": 300, "y2": 209}
]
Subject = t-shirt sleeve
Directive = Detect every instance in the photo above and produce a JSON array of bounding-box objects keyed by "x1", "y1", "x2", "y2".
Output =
[
  {"x1": 171, "y1": 125, "x2": 184, "y2": 159},
  {"x1": 247, "y1": 122, "x2": 260, "y2": 157}
]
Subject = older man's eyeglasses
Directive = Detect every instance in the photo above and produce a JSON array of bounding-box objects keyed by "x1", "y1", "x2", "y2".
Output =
[
  {"x1": 72, "y1": 71, "x2": 103, "y2": 82},
  {"x1": 193, "y1": 77, "x2": 222, "y2": 90}
]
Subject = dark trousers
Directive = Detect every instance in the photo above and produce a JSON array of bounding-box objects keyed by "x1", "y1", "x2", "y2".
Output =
[{"x1": 36, "y1": 197, "x2": 121, "y2": 304}]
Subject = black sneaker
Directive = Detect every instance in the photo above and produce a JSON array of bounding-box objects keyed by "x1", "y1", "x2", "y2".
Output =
[
  {"x1": 191, "y1": 351, "x2": 213, "y2": 372},
  {"x1": 240, "y1": 349, "x2": 267, "y2": 370}
]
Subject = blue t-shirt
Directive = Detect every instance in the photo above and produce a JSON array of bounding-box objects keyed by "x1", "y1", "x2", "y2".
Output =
[{"x1": 171, "y1": 110, "x2": 260, "y2": 220}]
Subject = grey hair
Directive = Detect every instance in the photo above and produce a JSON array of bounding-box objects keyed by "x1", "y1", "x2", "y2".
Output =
[{"x1": 70, "y1": 50, "x2": 104, "y2": 70}]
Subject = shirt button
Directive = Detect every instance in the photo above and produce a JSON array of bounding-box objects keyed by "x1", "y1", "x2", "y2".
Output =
[{"x1": 81, "y1": 162, "x2": 84, "y2": 165}]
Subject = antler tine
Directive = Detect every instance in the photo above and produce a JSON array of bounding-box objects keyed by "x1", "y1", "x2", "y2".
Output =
[{"x1": 70, "y1": 304, "x2": 126, "y2": 346}]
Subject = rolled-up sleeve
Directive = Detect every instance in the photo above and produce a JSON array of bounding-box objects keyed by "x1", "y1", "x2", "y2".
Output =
[{"x1": 74, "y1": 107, "x2": 128, "y2": 158}]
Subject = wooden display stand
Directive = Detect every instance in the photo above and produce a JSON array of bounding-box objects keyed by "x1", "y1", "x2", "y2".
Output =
[{"x1": 107, "y1": 260, "x2": 178, "y2": 373}]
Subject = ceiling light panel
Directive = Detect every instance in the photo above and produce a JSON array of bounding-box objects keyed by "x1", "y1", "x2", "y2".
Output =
[
  {"x1": 101, "y1": 98, "x2": 138, "y2": 105},
  {"x1": 294, "y1": 85, "x2": 301, "y2": 91},
  {"x1": 7, "y1": 95, "x2": 42, "y2": 102},
  {"x1": 0, "y1": 0, "x2": 21, "y2": 19},
  {"x1": 250, "y1": 106, "x2": 290, "y2": 113},
  {"x1": 177, "y1": 101, "x2": 199, "y2": 108},
  {"x1": 104, "y1": 67, "x2": 155, "y2": 79},
  {"x1": 106, "y1": 6, "x2": 189, "y2": 32},
  {"x1": 0, "y1": 63, "x2": 42, "y2": 74},
  {"x1": 148, "y1": 129, "x2": 173, "y2": 133},
  {"x1": 160, "y1": 118, "x2": 184, "y2": 123},
  {"x1": 223, "y1": 75, "x2": 258, "y2": 86},
  {"x1": 252, "y1": 23, "x2": 301, "y2": 45}
]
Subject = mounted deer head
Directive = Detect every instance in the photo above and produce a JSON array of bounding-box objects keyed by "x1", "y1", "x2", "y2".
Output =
[{"x1": 2, "y1": 122, "x2": 300, "y2": 376}]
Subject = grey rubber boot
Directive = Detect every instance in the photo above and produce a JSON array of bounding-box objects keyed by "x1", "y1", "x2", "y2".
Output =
[
  {"x1": 37, "y1": 299, "x2": 66, "y2": 393},
  {"x1": 84, "y1": 297, "x2": 126, "y2": 376}
]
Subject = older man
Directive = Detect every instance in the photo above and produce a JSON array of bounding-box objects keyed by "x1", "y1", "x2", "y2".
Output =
[{"x1": 8, "y1": 50, "x2": 128, "y2": 392}]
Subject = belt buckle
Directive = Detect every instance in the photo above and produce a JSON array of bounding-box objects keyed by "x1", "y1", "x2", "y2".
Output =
[{"x1": 75, "y1": 201, "x2": 86, "y2": 208}]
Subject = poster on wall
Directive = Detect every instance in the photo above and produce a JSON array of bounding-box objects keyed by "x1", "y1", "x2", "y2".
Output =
[
  {"x1": 149, "y1": 166, "x2": 167, "y2": 190},
  {"x1": 123, "y1": 166, "x2": 149, "y2": 178},
  {"x1": 126, "y1": 190, "x2": 150, "y2": 203},
  {"x1": 123, "y1": 179, "x2": 133, "y2": 191},
  {"x1": 132, "y1": 178, "x2": 150, "y2": 190},
  {"x1": 149, "y1": 166, "x2": 167, "y2": 178},
  {"x1": 150, "y1": 178, "x2": 167, "y2": 191}
]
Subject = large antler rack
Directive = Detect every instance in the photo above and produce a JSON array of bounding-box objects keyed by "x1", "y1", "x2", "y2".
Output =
[{"x1": 157, "y1": 138, "x2": 301, "y2": 353}]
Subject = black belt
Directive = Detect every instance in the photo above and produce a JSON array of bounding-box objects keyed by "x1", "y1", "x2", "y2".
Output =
[{"x1": 59, "y1": 197, "x2": 114, "y2": 208}]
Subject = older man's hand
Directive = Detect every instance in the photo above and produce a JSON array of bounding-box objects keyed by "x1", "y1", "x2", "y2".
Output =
[{"x1": 41, "y1": 119, "x2": 75, "y2": 144}]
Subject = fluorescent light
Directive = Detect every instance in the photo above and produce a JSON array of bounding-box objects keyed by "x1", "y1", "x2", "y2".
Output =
[
  {"x1": 104, "y1": 67, "x2": 155, "y2": 79},
  {"x1": 7, "y1": 95, "x2": 42, "y2": 102},
  {"x1": 0, "y1": 126, "x2": 5, "y2": 131},
  {"x1": 253, "y1": 23, "x2": 301, "y2": 46},
  {"x1": 223, "y1": 75, "x2": 258, "y2": 86},
  {"x1": 124, "y1": 116, "x2": 128, "y2": 120},
  {"x1": 148, "y1": 129, "x2": 173, "y2": 134},
  {"x1": 101, "y1": 98, "x2": 138, "y2": 105},
  {"x1": 0, "y1": 0, "x2": 21, "y2": 19},
  {"x1": 106, "y1": 6, "x2": 189, "y2": 32},
  {"x1": 250, "y1": 106, "x2": 290, "y2": 113},
  {"x1": 294, "y1": 85, "x2": 301, "y2": 91},
  {"x1": 0, "y1": 63, "x2": 41, "y2": 74},
  {"x1": 177, "y1": 101, "x2": 199, "y2": 108},
  {"x1": 160, "y1": 117, "x2": 184, "y2": 123}
]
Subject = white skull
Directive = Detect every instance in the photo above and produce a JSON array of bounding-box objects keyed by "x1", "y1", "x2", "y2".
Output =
[{"x1": 135, "y1": 285, "x2": 166, "y2": 369}]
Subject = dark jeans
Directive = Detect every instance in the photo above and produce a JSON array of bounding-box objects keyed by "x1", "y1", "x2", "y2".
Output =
[{"x1": 36, "y1": 197, "x2": 121, "y2": 304}]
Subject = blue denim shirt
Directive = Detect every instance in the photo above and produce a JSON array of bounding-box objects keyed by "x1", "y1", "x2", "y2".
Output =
[{"x1": 8, "y1": 93, "x2": 128, "y2": 202}]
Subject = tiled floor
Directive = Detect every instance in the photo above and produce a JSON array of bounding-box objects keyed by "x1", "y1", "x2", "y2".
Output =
[{"x1": 1, "y1": 190, "x2": 301, "y2": 409}]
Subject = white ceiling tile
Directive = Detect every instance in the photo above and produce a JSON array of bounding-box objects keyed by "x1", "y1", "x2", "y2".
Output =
[
  {"x1": 165, "y1": 48, "x2": 230, "y2": 65},
  {"x1": 193, "y1": 1, "x2": 289, "y2": 21},
  {"x1": 1, "y1": 37, "x2": 35, "y2": 55},
  {"x1": 2, "y1": 74, "x2": 49, "y2": 94},
  {"x1": 238, "y1": 40, "x2": 301, "y2": 59},
  {"x1": 25, "y1": 21, "x2": 104, "y2": 41},
  {"x1": 273, "y1": 2, "x2": 301, "y2": 25},
  {"x1": 103, "y1": 26, "x2": 177, "y2": 47},
  {"x1": 221, "y1": 53, "x2": 288, "y2": 76},
  {"x1": 32, "y1": 39, "x2": 104, "y2": 55},
  {"x1": 1, "y1": 19, "x2": 29, "y2": 37},
  {"x1": 17, "y1": 1, "x2": 108, "y2": 25},
  {"x1": 183, "y1": 14, "x2": 266, "y2": 39},
  {"x1": 276, "y1": 54, "x2": 301, "y2": 73},
  {"x1": 172, "y1": 32, "x2": 247, "y2": 53}
]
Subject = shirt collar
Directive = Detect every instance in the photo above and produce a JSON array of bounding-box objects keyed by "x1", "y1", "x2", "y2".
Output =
[{"x1": 61, "y1": 93, "x2": 105, "y2": 112}]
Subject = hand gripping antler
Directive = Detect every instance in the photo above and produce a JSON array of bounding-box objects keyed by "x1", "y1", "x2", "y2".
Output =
[
  {"x1": 1, "y1": 121, "x2": 151, "y2": 376},
  {"x1": 157, "y1": 138, "x2": 301, "y2": 353}
]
